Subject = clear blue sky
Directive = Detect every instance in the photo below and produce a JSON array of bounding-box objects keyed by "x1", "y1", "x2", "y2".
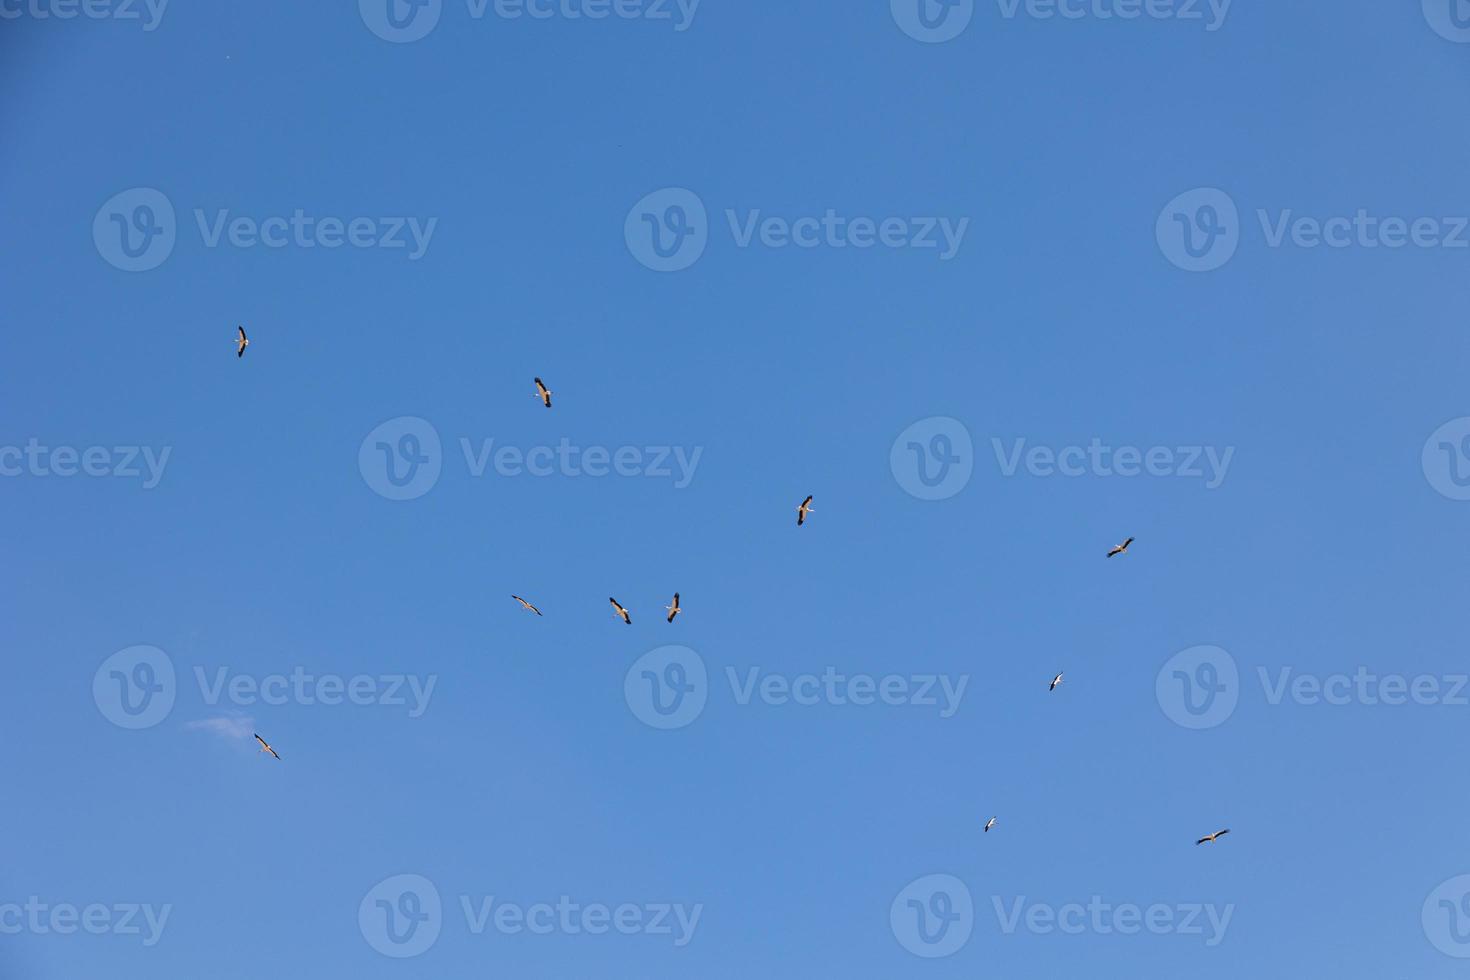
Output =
[{"x1": 5, "y1": 1, "x2": 1470, "y2": 977}]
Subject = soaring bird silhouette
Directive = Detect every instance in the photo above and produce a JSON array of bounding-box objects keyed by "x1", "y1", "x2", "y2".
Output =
[
  {"x1": 235, "y1": 325, "x2": 249, "y2": 358},
  {"x1": 609, "y1": 597, "x2": 632, "y2": 625},
  {"x1": 511, "y1": 595, "x2": 542, "y2": 616},
  {"x1": 666, "y1": 592, "x2": 681, "y2": 623},
  {"x1": 1106, "y1": 536, "x2": 1134, "y2": 558},
  {"x1": 254, "y1": 733, "x2": 281, "y2": 760},
  {"x1": 1050, "y1": 672, "x2": 1064, "y2": 691},
  {"x1": 983, "y1": 816, "x2": 997, "y2": 833},
  {"x1": 1196, "y1": 829, "x2": 1230, "y2": 846},
  {"x1": 796, "y1": 495, "x2": 814, "y2": 526},
  {"x1": 534, "y1": 377, "x2": 552, "y2": 408}
]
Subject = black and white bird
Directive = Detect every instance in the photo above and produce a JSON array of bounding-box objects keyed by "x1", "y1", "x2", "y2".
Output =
[
  {"x1": 534, "y1": 377, "x2": 552, "y2": 409},
  {"x1": 235, "y1": 325, "x2": 249, "y2": 358},
  {"x1": 609, "y1": 597, "x2": 632, "y2": 625},
  {"x1": 511, "y1": 595, "x2": 542, "y2": 616},
  {"x1": 983, "y1": 816, "x2": 997, "y2": 833},
  {"x1": 1050, "y1": 672, "x2": 1064, "y2": 691},
  {"x1": 796, "y1": 495, "x2": 814, "y2": 526},
  {"x1": 1196, "y1": 828, "x2": 1230, "y2": 846},
  {"x1": 254, "y1": 733, "x2": 281, "y2": 760},
  {"x1": 666, "y1": 592, "x2": 681, "y2": 623},
  {"x1": 1106, "y1": 536, "x2": 1134, "y2": 558}
]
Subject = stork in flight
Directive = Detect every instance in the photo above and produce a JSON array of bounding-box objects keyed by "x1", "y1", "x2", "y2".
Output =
[
  {"x1": 511, "y1": 595, "x2": 542, "y2": 617},
  {"x1": 1050, "y1": 672, "x2": 1064, "y2": 691},
  {"x1": 235, "y1": 325, "x2": 249, "y2": 358},
  {"x1": 1196, "y1": 828, "x2": 1230, "y2": 846},
  {"x1": 796, "y1": 495, "x2": 814, "y2": 526},
  {"x1": 609, "y1": 597, "x2": 632, "y2": 625},
  {"x1": 253, "y1": 733, "x2": 281, "y2": 760},
  {"x1": 666, "y1": 592, "x2": 681, "y2": 623},
  {"x1": 534, "y1": 377, "x2": 552, "y2": 409},
  {"x1": 1106, "y1": 536, "x2": 1135, "y2": 558},
  {"x1": 983, "y1": 816, "x2": 997, "y2": 833}
]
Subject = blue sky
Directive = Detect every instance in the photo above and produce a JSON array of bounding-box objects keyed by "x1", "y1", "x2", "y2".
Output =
[{"x1": 5, "y1": 1, "x2": 1470, "y2": 976}]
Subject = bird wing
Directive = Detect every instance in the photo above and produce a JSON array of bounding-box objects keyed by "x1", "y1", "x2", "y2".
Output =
[
  {"x1": 238, "y1": 326, "x2": 247, "y2": 341},
  {"x1": 1123, "y1": 537, "x2": 1134, "y2": 548},
  {"x1": 254, "y1": 733, "x2": 267, "y2": 747},
  {"x1": 534, "y1": 377, "x2": 546, "y2": 392},
  {"x1": 1196, "y1": 837, "x2": 1210, "y2": 845},
  {"x1": 801, "y1": 495, "x2": 813, "y2": 507}
]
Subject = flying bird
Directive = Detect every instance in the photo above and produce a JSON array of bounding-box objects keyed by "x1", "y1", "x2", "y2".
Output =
[
  {"x1": 1050, "y1": 672, "x2": 1064, "y2": 691},
  {"x1": 235, "y1": 325, "x2": 249, "y2": 358},
  {"x1": 534, "y1": 377, "x2": 552, "y2": 409},
  {"x1": 253, "y1": 733, "x2": 281, "y2": 760},
  {"x1": 796, "y1": 495, "x2": 814, "y2": 526},
  {"x1": 666, "y1": 592, "x2": 681, "y2": 623},
  {"x1": 983, "y1": 816, "x2": 997, "y2": 833},
  {"x1": 511, "y1": 595, "x2": 542, "y2": 616},
  {"x1": 609, "y1": 597, "x2": 631, "y2": 625},
  {"x1": 1196, "y1": 829, "x2": 1230, "y2": 846},
  {"x1": 1106, "y1": 536, "x2": 1134, "y2": 558}
]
